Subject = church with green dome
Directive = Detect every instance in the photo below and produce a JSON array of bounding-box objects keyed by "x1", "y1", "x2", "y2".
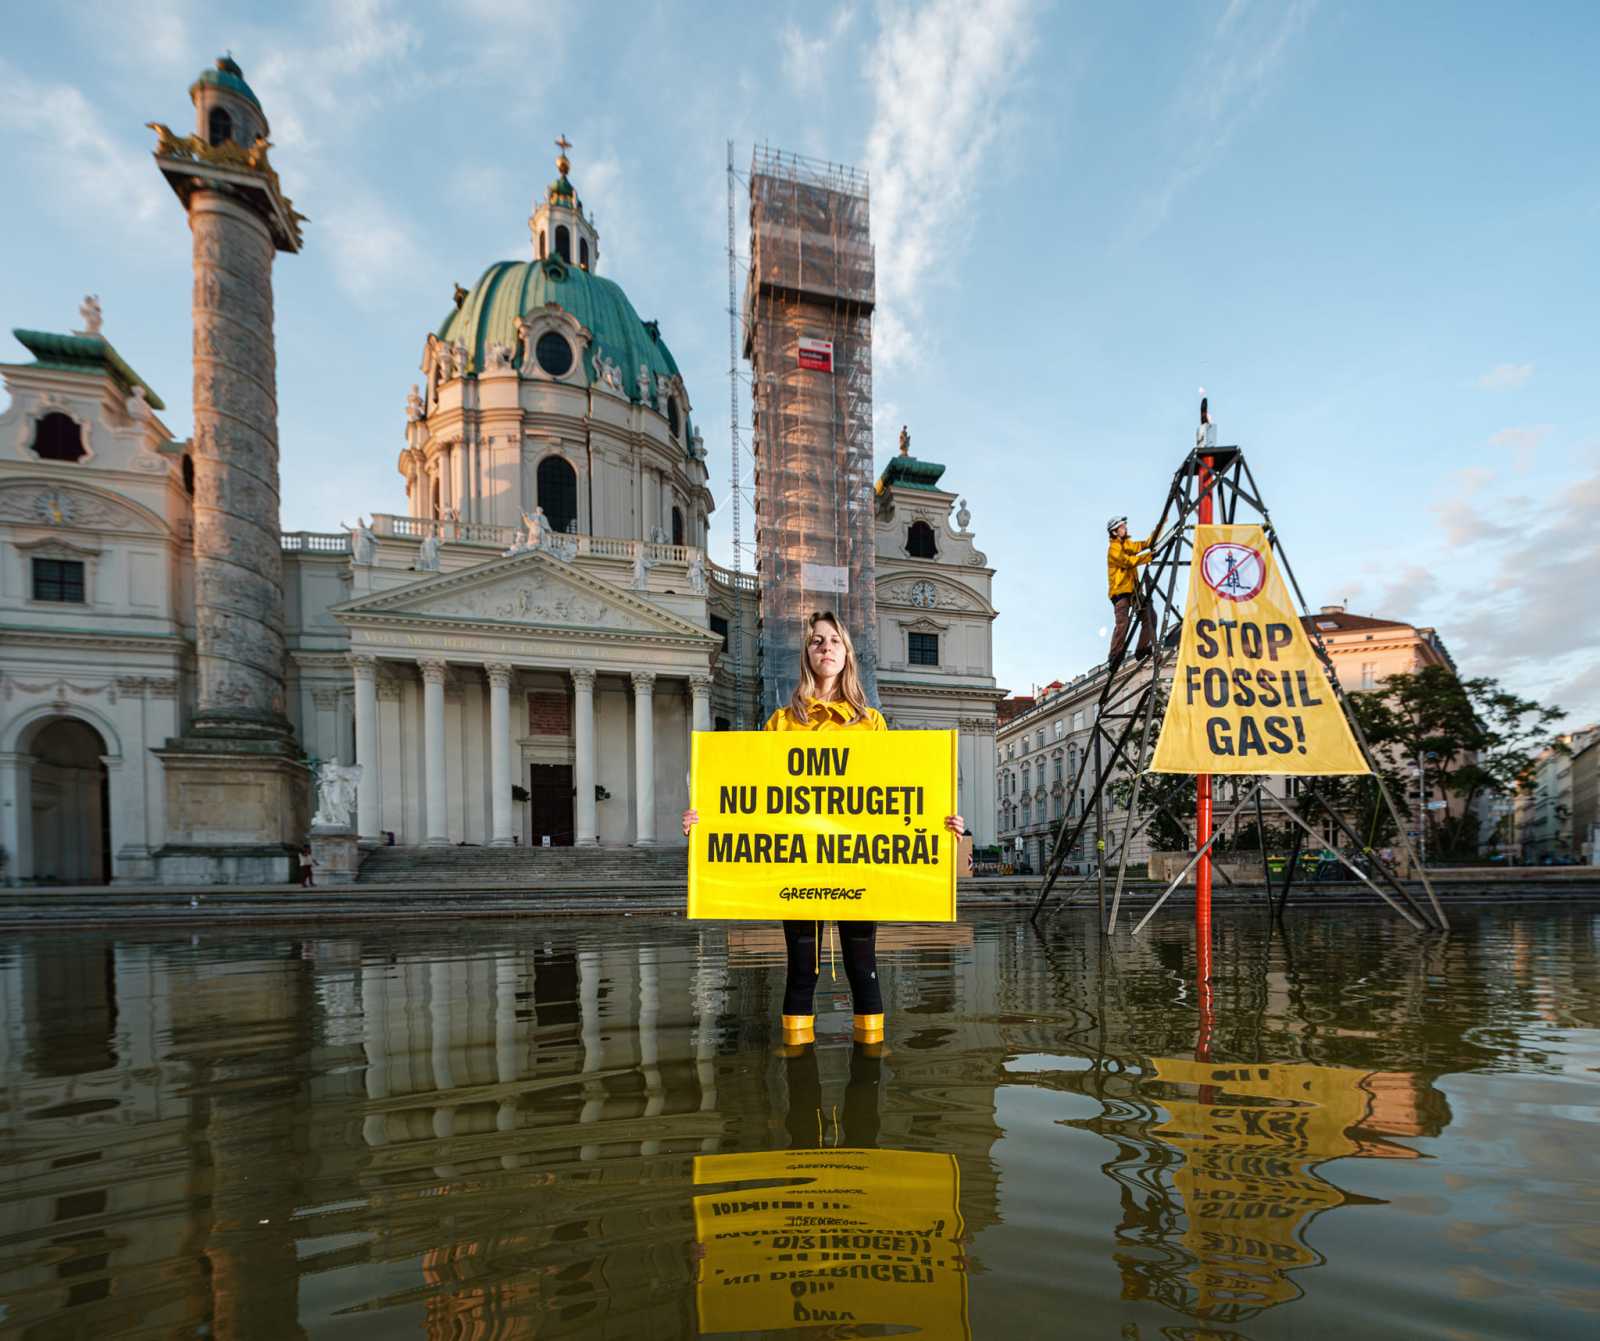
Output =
[{"x1": 0, "y1": 60, "x2": 1000, "y2": 883}]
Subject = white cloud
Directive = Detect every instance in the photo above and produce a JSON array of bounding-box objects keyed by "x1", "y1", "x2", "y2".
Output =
[
  {"x1": 1410, "y1": 458, "x2": 1600, "y2": 724},
  {"x1": 1127, "y1": 0, "x2": 1316, "y2": 241},
  {"x1": 0, "y1": 58, "x2": 168, "y2": 237},
  {"x1": 1488, "y1": 424, "x2": 1551, "y2": 474},
  {"x1": 863, "y1": 0, "x2": 1040, "y2": 367},
  {"x1": 781, "y1": 5, "x2": 858, "y2": 91},
  {"x1": 1476, "y1": 361, "x2": 1534, "y2": 392}
]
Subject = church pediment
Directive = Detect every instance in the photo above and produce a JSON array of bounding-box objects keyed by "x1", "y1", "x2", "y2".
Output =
[{"x1": 331, "y1": 548, "x2": 716, "y2": 642}]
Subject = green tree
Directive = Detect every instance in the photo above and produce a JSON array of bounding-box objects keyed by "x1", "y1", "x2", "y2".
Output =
[{"x1": 1351, "y1": 666, "x2": 1565, "y2": 858}]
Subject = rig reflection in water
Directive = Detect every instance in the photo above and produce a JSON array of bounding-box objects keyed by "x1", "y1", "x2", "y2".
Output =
[{"x1": 0, "y1": 908, "x2": 1595, "y2": 1339}]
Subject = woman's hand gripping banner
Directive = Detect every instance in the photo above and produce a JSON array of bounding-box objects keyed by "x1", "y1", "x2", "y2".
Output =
[
  {"x1": 688, "y1": 731, "x2": 959, "y2": 921},
  {"x1": 1150, "y1": 524, "x2": 1369, "y2": 775}
]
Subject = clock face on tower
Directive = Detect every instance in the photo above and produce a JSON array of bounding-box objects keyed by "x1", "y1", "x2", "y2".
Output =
[
  {"x1": 34, "y1": 489, "x2": 76, "y2": 525},
  {"x1": 910, "y1": 580, "x2": 937, "y2": 609}
]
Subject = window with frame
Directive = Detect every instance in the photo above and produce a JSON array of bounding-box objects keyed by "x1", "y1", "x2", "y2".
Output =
[
  {"x1": 710, "y1": 614, "x2": 729, "y2": 651},
  {"x1": 1072, "y1": 710, "x2": 1084, "y2": 732},
  {"x1": 33, "y1": 558, "x2": 85, "y2": 603},
  {"x1": 906, "y1": 520, "x2": 938, "y2": 558},
  {"x1": 1053, "y1": 756, "x2": 1063, "y2": 782},
  {"x1": 1360, "y1": 661, "x2": 1377, "y2": 689},
  {"x1": 908, "y1": 631, "x2": 938, "y2": 666},
  {"x1": 32, "y1": 413, "x2": 85, "y2": 463},
  {"x1": 1055, "y1": 720, "x2": 1065, "y2": 740}
]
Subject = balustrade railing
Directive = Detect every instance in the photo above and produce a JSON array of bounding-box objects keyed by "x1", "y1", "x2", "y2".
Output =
[
  {"x1": 709, "y1": 561, "x2": 757, "y2": 592},
  {"x1": 297, "y1": 513, "x2": 708, "y2": 569},
  {"x1": 281, "y1": 531, "x2": 351, "y2": 553}
]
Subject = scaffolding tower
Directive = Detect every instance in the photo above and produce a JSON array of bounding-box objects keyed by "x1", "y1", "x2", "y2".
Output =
[{"x1": 745, "y1": 145, "x2": 878, "y2": 717}]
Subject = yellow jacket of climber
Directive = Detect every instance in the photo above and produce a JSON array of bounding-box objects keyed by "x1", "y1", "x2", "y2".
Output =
[
  {"x1": 763, "y1": 698, "x2": 887, "y2": 732},
  {"x1": 1106, "y1": 533, "x2": 1153, "y2": 599}
]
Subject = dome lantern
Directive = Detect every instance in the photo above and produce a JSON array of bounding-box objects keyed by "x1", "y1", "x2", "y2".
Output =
[{"x1": 529, "y1": 134, "x2": 600, "y2": 272}]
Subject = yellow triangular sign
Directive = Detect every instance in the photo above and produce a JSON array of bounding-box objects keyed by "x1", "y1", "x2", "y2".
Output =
[{"x1": 1150, "y1": 524, "x2": 1369, "y2": 775}]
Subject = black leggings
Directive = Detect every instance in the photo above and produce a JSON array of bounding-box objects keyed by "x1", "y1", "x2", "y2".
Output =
[{"x1": 782, "y1": 920, "x2": 882, "y2": 1016}]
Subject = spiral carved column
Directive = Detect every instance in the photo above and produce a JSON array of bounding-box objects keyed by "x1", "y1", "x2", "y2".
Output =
[{"x1": 188, "y1": 191, "x2": 292, "y2": 737}]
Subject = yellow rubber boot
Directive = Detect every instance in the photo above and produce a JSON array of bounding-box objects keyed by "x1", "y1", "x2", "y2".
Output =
[
  {"x1": 852, "y1": 1013, "x2": 885, "y2": 1045},
  {"x1": 781, "y1": 1014, "x2": 815, "y2": 1047}
]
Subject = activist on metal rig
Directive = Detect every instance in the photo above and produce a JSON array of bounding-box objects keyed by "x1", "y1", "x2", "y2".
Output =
[
  {"x1": 683, "y1": 611, "x2": 964, "y2": 1049},
  {"x1": 1106, "y1": 515, "x2": 1156, "y2": 663}
]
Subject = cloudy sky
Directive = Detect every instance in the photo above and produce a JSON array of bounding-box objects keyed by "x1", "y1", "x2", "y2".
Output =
[{"x1": 3, "y1": 1, "x2": 1596, "y2": 728}]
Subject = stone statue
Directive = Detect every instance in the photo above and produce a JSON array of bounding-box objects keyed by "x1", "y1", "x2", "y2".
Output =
[
  {"x1": 649, "y1": 524, "x2": 668, "y2": 545},
  {"x1": 636, "y1": 363, "x2": 653, "y2": 405},
  {"x1": 417, "y1": 534, "x2": 441, "y2": 571},
  {"x1": 591, "y1": 352, "x2": 620, "y2": 389},
  {"x1": 956, "y1": 497, "x2": 971, "y2": 531},
  {"x1": 688, "y1": 552, "x2": 707, "y2": 594},
  {"x1": 485, "y1": 341, "x2": 514, "y2": 371},
  {"x1": 124, "y1": 384, "x2": 151, "y2": 422},
  {"x1": 434, "y1": 340, "x2": 455, "y2": 380},
  {"x1": 312, "y1": 762, "x2": 362, "y2": 829},
  {"x1": 406, "y1": 383, "x2": 424, "y2": 420},
  {"x1": 452, "y1": 338, "x2": 470, "y2": 376},
  {"x1": 351, "y1": 518, "x2": 376, "y2": 565},
  {"x1": 78, "y1": 294, "x2": 103, "y2": 337},
  {"x1": 689, "y1": 427, "x2": 705, "y2": 460},
  {"x1": 631, "y1": 543, "x2": 656, "y2": 591},
  {"x1": 899, "y1": 424, "x2": 911, "y2": 455}
]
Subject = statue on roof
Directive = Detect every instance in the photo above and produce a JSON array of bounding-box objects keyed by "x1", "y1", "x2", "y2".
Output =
[
  {"x1": 898, "y1": 424, "x2": 910, "y2": 456},
  {"x1": 78, "y1": 295, "x2": 103, "y2": 337}
]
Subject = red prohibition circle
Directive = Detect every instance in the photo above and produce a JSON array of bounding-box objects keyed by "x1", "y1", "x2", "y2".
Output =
[{"x1": 1199, "y1": 542, "x2": 1266, "y2": 602}]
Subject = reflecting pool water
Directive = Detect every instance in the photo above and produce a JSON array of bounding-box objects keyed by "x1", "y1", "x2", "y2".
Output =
[{"x1": 1, "y1": 907, "x2": 1597, "y2": 1338}]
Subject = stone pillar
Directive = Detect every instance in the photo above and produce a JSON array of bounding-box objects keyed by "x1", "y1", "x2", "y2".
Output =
[
  {"x1": 572, "y1": 668, "x2": 598, "y2": 847},
  {"x1": 188, "y1": 191, "x2": 293, "y2": 738},
  {"x1": 420, "y1": 659, "x2": 448, "y2": 846},
  {"x1": 689, "y1": 674, "x2": 713, "y2": 734},
  {"x1": 486, "y1": 663, "x2": 514, "y2": 847},
  {"x1": 0, "y1": 752, "x2": 33, "y2": 885},
  {"x1": 149, "y1": 69, "x2": 309, "y2": 885},
  {"x1": 352, "y1": 657, "x2": 379, "y2": 842},
  {"x1": 631, "y1": 672, "x2": 656, "y2": 846}
]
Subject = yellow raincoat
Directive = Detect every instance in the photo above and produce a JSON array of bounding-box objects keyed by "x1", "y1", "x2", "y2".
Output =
[
  {"x1": 1107, "y1": 533, "x2": 1153, "y2": 599},
  {"x1": 763, "y1": 698, "x2": 887, "y2": 732}
]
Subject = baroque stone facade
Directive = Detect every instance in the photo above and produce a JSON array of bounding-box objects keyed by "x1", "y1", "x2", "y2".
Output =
[{"x1": 0, "y1": 60, "x2": 1003, "y2": 883}]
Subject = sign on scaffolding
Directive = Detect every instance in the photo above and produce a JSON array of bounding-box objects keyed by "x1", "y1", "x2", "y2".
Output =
[
  {"x1": 797, "y1": 336, "x2": 834, "y2": 372},
  {"x1": 800, "y1": 562, "x2": 849, "y2": 593}
]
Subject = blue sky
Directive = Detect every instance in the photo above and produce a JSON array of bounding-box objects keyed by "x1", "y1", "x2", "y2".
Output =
[{"x1": 3, "y1": 1, "x2": 1597, "y2": 728}]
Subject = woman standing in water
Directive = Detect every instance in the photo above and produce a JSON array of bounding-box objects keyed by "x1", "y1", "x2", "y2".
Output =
[{"x1": 683, "y1": 611, "x2": 963, "y2": 1047}]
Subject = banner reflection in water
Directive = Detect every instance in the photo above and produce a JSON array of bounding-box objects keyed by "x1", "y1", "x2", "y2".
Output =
[{"x1": 692, "y1": 1043, "x2": 971, "y2": 1337}]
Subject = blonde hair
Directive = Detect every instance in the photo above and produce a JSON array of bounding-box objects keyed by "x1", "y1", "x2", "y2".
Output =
[{"x1": 788, "y1": 611, "x2": 871, "y2": 725}]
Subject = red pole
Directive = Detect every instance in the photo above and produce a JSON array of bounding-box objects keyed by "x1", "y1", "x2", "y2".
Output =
[{"x1": 1195, "y1": 450, "x2": 1215, "y2": 987}]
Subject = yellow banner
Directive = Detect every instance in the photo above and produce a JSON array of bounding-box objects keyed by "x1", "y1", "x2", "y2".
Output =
[
  {"x1": 687, "y1": 731, "x2": 958, "y2": 922},
  {"x1": 1151, "y1": 524, "x2": 1369, "y2": 775},
  {"x1": 693, "y1": 1147, "x2": 970, "y2": 1337}
]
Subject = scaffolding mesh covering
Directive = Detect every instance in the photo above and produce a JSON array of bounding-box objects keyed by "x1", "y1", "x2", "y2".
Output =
[{"x1": 746, "y1": 145, "x2": 878, "y2": 718}]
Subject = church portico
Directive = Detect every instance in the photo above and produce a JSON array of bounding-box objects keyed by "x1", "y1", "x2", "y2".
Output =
[{"x1": 334, "y1": 545, "x2": 718, "y2": 850}]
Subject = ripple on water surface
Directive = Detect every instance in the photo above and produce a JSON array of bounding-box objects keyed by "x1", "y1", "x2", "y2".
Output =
[{"x1": 0, "y1": 906, "x2": 1596, "y2": 1338}]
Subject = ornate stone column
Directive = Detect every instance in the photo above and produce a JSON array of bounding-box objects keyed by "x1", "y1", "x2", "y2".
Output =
[
  {"x1": 689, "y1": 674, "x2": 713, "y2": 734},
  {"x1": 486, "y1": 663, "x2": 514, "y2": 847},
  {"x1": 420, "y1": 659, "x2": 448, "y2": 846},
  {"x1": 572, "y1": 668, "x2": 598, "y2": 846},
  {"x1": 188, "y1": 195, "x2": 293, "y2": 736},
  {"x1": 148, "y1": 61, "x2": 309, "y2": 884},
  {"x1": 352, "y1": 656, "x2": 379, "y2": 842},
  {"x1": 631, "y1": 671, "x2": 656, "y2": 846}
]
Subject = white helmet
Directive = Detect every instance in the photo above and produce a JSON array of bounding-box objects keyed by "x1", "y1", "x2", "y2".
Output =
[{"x1": 1106, "y1": 515, "x2": 1127, "y2": 535}]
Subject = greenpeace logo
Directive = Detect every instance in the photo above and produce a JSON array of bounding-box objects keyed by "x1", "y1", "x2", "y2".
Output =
[{"x1": 778, "y1": 886, "x2": 866, "y2": 901}]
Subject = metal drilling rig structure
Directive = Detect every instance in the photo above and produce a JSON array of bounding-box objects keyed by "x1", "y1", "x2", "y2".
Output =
[{"x1": 744, "y1": 145, "x2": 878, "y2": 717}]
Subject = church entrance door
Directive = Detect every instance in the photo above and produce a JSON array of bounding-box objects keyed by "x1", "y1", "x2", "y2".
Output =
[
  {"x1": 528, "y1": 764, "x2": 574, "y2": 846},
  {"x1": 27, "y1": 717, "x2": 111, "y2": 884}
]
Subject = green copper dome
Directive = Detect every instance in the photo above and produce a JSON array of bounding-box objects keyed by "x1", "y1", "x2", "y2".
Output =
[
  {"x1": 436, "y1": 257, "x2": 693, "y2": 433},
  {"x1": 192, "y1": 56, "x2": 262, "y2": 110}
]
